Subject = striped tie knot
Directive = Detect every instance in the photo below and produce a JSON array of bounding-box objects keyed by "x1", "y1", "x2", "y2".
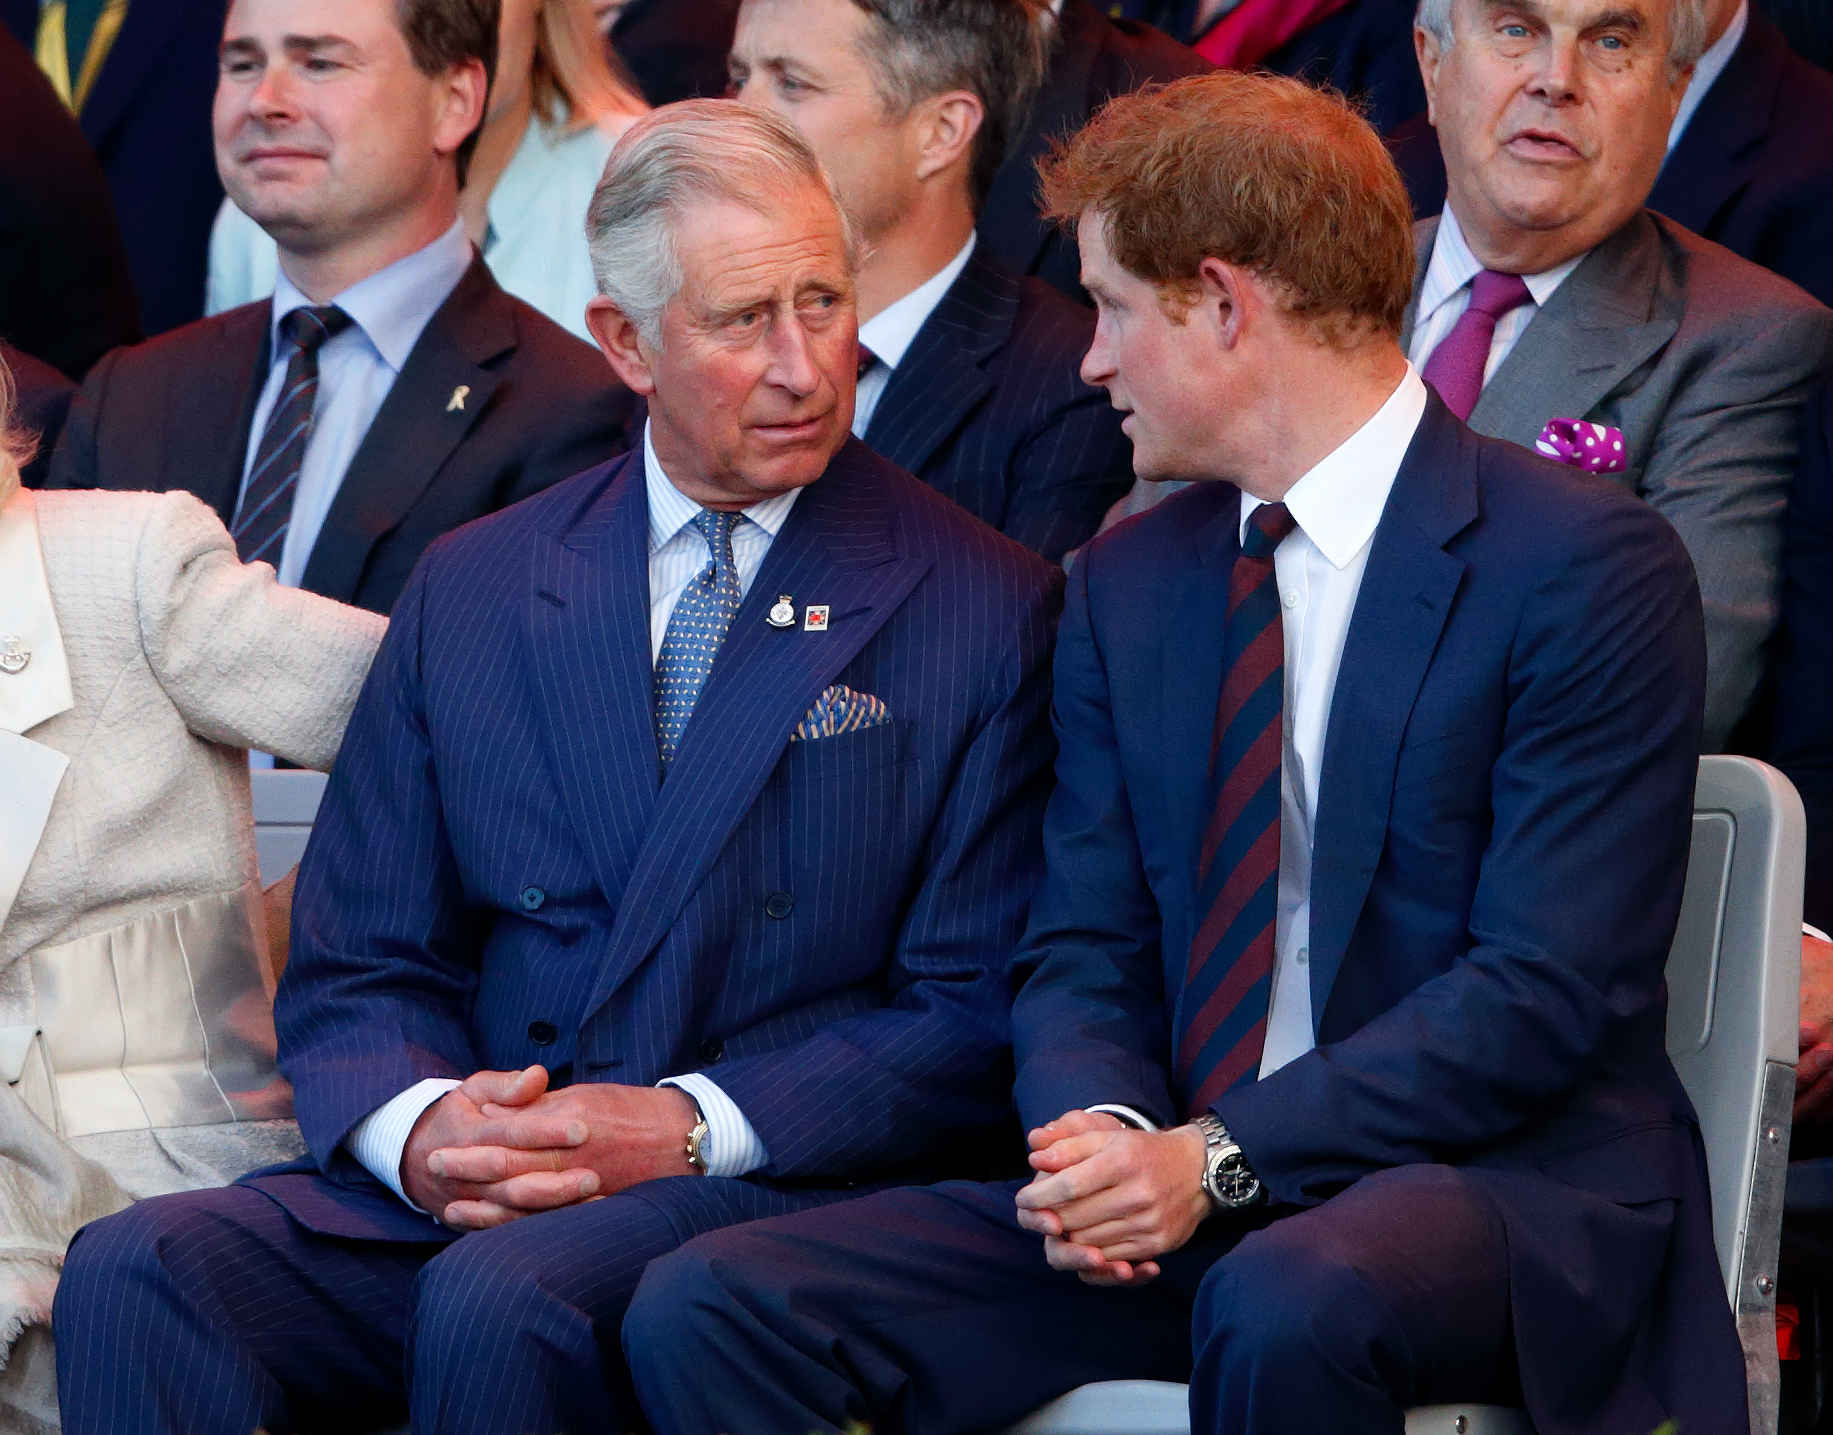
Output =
[
  {"x1": 1242, "y1": 501, "x2": 1296, "y2": 559},
  {"x1": 278, "y1": 304, "x2": 353, "y2": 356}
]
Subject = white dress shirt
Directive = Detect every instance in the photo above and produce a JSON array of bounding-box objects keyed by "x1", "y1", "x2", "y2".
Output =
[
  {"x1": 238, "y1": 219, "x2": 473, "y2": 592},
  {"x1": 208, "y1": 111, "x2": 624, "y2": 343},
  {"x1": 1092, "y1": 368, "x2": 1430, "y2": 1131},
  {"x1": 1406, "y1": 206, "x2": 1585, "y2": 391},
  {"x1": 852, "y1": 234, "x2": 977, "y2": 437},
  {"x1": 1671, "y1": 0, "x2": 1748, "y2": 151},
  {"x1": 347, "y1": 423, "x2": 799, "y2": 1212}
]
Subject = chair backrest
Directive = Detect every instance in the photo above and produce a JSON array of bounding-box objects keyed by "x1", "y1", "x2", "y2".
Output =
[
  {"x1": 1664, "y1": 755, "x2": 1804, "y2": 1435},
  {"x1": 250, "y1": 770, "x2": 330, "y2": 888}
]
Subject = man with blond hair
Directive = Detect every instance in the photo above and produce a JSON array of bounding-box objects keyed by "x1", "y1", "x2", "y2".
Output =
[{"x1": 619, "y1": 71, "x2": 1745, "y2": 1434}]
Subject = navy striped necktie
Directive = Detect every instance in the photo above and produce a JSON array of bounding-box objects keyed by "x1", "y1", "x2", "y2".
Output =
[
  {"x1": 1175, "y1": 499, "x2": 1298, "y2": 1116},
  {"x1": 232, "y1": 304, "x2": 353, "y2": 568}
]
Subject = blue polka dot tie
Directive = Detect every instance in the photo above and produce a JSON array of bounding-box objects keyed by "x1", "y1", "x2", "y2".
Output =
[{"x1": 654, "y1": 509, "x2": 743, "y2": 773}]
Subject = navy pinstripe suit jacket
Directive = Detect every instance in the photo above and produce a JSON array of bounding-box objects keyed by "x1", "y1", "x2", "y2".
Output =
[
  {"x1": 265, "y1": 439, "x2": 1062, "y2": 1243},
  {"x1": 864, "y1": 243, "x2": 1133, "y2": 564}
]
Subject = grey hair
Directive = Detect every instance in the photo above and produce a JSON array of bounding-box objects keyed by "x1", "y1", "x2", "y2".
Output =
[
  {"x1": 585, "y1": 100, "x2": 860, "y2": 349},
  {"x1": 1414, "y1": 0, "x2": 1708, "y2": 74},
  {"x1": 0, "y1": 356, "x2": 30, "y2": 508}
]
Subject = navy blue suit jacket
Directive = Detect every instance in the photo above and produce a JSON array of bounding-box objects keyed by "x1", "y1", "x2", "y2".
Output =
[
  {"x1": 864, "y1": 244, "x2": 1133, "y2": 563},
  {"x1": 264, "y1": 439, "x2": 1061, "y2": 1243},
  {"x1": 1392, "y1": 14, "x2": 1833, "y2": 308},
  {"x1": 1764, "y1": 376, "x2": 1833, "y2": 930},
  {"x1": 1, "y1": 0, "x2": 227, "y2": 336},
  {"x1": 1010, "y1": 396, "x2": 1744, "y2": 1431}
]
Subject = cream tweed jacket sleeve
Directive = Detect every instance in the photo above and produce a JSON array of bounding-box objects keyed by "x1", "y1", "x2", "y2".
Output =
[{"x1": 4, "y1": 489, "x2": 386, "y2": 974}]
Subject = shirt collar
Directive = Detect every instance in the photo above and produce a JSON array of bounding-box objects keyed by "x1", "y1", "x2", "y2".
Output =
[
  {"x1": 857, "y1": 233, "x2": 977, "y2": 373},
  {"x1": 642, "y1": 420, "x2": 801, "y2": 553},
  {"x1": 269, "y1": 217, "x2": 473, "y2": 374},
  {"x1": 1240, "y1": 366, "x2": 1430, "y2": 571},
  {"x1": 1670, "y1": 0, "x2": 1748, "y2": 150},
  {"x1": 1418, "y1": 204, "x2": 1586, "y2": 324}
]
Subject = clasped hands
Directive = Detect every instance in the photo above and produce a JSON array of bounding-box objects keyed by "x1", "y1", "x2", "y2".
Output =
[
  {"x1": 400, "y1": 1066, "x2": 701, "y2": 1231},
  {"x1": 1015, "y1": 1110, "x2": 1210, "y2": 1287}
]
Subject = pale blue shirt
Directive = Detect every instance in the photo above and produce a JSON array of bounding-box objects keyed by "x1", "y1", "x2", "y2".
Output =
[
  {"x1": 347, "y1": 423, "x2": 798, "y2": 1214},
  {"x1": 238, "y1": 218, "x2": 473, "y2": 590},
  {"x1": 1671, "y1": 1, "x2": 1748, "y2": 151}
]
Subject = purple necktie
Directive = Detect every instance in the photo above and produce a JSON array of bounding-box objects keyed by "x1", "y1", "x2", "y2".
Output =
[{"x1": 1420, "y1": 270, "x2": 1533, "y2": 421}]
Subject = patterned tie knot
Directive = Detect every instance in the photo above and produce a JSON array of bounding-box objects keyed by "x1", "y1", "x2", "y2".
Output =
[
  {"x1": 278, "y1": 304, "x2": 353, "y2": 356},
  {"x1": 1467, "y1": 270, "x2": 1533, "y2": 322},
  {"x1": 1242, "y1": 501, "x2": 1296, "y2": 560},
  {"x1": 690, "y1": 508, "x2": 739, "y2": 563},
  {"x1": 857, "y1": 343, "x2": 880, "y2": 381}
]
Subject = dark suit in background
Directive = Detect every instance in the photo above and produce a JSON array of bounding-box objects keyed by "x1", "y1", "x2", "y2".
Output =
[
  {"x1": 1, "y1": 342, "x2": 77, "y2": 490},
  {"x1": 46, "y1": 258, "x2": 631, "y2": 615},
  {"x1": 620, "y1": 397, "x2": 1743, "y2": 1435},
  {"x1": 1402, "y1": 209, "x2": 1833, "y2": 749},
  {"x1": 0, "y1": 27, "x2": 139, "y2": 379},
  {"x1": 1392, "y1": 15, "x2": 1833, "y2": 308},
  {"x1": 980, "y1": 0, "x2": 1210, "y2": 306},
  {"x1": 54, "y1": 441, "x2": 1061, "y2": 1435},
  {"x1": 0, "y1": 0, "x2": 228, "y2": 337},
  {"x1": 1260, "y1": 0, "x2": 1425, "y2": 136},
  {"x1": 608, "y1": 0, "x2": 740, "y2": 106},
  {"x1": 864, "y1": 244, "x2": 1133, "y2": 562}
]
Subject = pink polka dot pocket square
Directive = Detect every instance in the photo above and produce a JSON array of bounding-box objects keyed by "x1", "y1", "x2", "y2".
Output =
[
  {"x1": 1534, "y1": 418, "x2": 1628, "y2": 475},
  {"x1": 791, "y1": 684, "x2": 892, "y2": 742}
]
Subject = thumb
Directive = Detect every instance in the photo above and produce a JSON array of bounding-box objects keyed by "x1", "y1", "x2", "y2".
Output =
[{"x1": 461, "y1": 1066, "x2": 550, "y2": 1108}]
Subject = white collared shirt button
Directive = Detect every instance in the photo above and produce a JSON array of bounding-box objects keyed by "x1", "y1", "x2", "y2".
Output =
[
  {"x1": 1296, "y1": 947, "x2": 1309, "y2": 965},
  {"x1": 1282, "y1": 589, "x2": 1300, "y2": 609}
]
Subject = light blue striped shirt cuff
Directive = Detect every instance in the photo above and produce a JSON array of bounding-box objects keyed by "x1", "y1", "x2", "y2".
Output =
[
  {"x1": 347, "y1": 1077, "x2": 462, "y2": 1215},
  {"x1": 659, "y1": 1072, "x2": 769, "y2": 1177}
]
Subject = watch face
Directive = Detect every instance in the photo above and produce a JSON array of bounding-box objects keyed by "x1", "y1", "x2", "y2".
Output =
[{"x1": 1207, "y1": 1150, "x2": 1261, "y2": 1208}]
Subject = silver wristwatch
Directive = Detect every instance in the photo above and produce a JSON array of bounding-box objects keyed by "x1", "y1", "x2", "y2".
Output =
[{"x1": 1191, "y1": 1113, "x2": 1262, "y2": 1209}]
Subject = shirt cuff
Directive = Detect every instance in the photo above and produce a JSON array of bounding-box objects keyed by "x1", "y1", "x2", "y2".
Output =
[
  {"x1": 346, "y1": 1077, "x2": 462, "y2": 1215},
  {"x1": 1808, "y1": 924, "x2": 1830, "y2": 944},
  {"x1": 659, "y1": 1072, "x2": 769, "y2": 1178},
  {"x1": 1087, "y1": 1104, "x2": 1160, "y2": 1132}
]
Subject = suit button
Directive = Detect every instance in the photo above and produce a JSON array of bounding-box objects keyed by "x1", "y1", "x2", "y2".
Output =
[
  {"x1": 519, "y1": 886, "x2": 546, "y2": 912},
  {"x1": 527, "y1": 1020, "x2": 558, "y2": 1046},
  {"x1": 701, "y1": 1037, "x2": 724, "y2": 1062},
  {"x1": 764, "y1": 891, "x2": 795, "y2": 920}
]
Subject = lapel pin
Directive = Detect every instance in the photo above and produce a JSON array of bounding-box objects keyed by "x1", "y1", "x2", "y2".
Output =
[
  {"x1": 446, "y1": 385, "x2": 471, "y2": 413},
  {"x1": 766, "y1": 595, "x2": 796, "y2": 629},
  {"x1": 802, "y1": 605, "x2": 830, "y2": 632},
  {"x1": 0, "y1": 636, "x2": 29, "y2": 675}
]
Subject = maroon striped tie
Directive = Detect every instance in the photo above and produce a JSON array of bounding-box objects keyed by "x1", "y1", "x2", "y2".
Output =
[{"x1": 1175, "y1": 500, "x2": 1297, "y2": 1116}]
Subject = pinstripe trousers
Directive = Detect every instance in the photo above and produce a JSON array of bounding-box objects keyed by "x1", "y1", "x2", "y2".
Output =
[{"x1": 52, "y1": 1171, "x2": 854, "y2": 1435}]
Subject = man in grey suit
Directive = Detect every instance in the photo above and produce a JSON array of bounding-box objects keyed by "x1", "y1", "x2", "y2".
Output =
[{"x1": 1408, "y1": 0, "x2": 1833, "y2": 751}]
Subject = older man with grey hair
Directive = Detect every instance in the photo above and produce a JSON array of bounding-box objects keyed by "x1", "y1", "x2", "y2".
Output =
[
  {"x1": 1407, "y1": 0, "x2": 1833, "y2": 751},
  {"x1": 52, "y1": 99, "x2": 1062, "y2": 1435}
]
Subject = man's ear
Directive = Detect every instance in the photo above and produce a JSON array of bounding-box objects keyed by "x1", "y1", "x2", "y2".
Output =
[
  {"x1": 434, "y1": 57, "x2": 491, "y2": 162},
  {"x1": 913, "y1": 90, "x2": 984, "y2": 185},
  {"x1": 586, "y1": 297, "x2": 659, "y2": 396},
  {"x1": 1194, "y1": 257, "x2": 1250, "y2": 350},
  {"x1": 1415, "y1": 24, "x2": 1442, "y2": 125}
]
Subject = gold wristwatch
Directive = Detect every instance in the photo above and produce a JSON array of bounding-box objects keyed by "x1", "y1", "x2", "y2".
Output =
[{"x1": 683, "y1": 1097, "x2": 710, "y2": 1175}]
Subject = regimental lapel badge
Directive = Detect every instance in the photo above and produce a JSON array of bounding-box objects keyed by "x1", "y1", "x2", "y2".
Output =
[
  {"x1": 767, "y1": 595, "x2": 796, "y2": 629},
  {"x1": 0, "y1": 636, "x2": 29, "y2": 675},
  {"x1": 802, "y1": 605, "x2": 830, "y2": 632},
  {"x1": 446, "y1": 385, "x2": 471, "y2": 413}
]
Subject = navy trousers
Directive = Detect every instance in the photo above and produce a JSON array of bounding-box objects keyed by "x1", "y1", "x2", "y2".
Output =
[
  {"x1": 624, "y1": 1165, "x2": 1525, "y2": 1435},
  {"x1": 53, "y1": 1172, "x2": 854, "y2": 1435}
]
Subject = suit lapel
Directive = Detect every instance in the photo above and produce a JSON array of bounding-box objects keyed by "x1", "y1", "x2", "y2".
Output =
[
  {"x1": 524, "y1": 452, "x2": 659, "y2": 915},
  {"x1": 1647, "y1": 18, "x2": 1776, "y2": 234},
  {"x1": 1159, "y1": 489, "x2": 1240, "y2": 973},
  {"x1": 1467, "y1": 212, "x2": 1678, "y2": 447},
  {"x1": 1306, "y1": 399, "x2": 1475, "y2": 1026},
  {"x1": 1398, "y1": 216, "x2": 1437, "y2": 356},
  {"x1": 980, "y1": 0, "x2": 1103, "y2": 274},
  {"x1": 863, "y1": 247, "x2": 1012, "y2": 476},
  {"x1": 171, "y1": 304, "x2": 271, "y2": 526},
  {"x1": 298, "y1": 258, "x2": 507, "y2": 603},
  {"x1": 579, "y1": 441, "x2": 933, "y2": 1020}
]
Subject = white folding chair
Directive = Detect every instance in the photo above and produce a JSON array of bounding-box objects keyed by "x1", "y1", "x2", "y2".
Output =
[
  {"x1": 251, "y1": 769, "x2": 330, "y2": 887},
  {"x1": 1009, "y1": 755, "x2": 1806, "y2": 1435}
]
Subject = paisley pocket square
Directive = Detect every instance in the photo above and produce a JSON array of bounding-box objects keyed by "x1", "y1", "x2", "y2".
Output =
[
  {"x1": 792, "y1": 685, "x2": 891, "y2": 742},
  {"x1": 1535, "y1": 418, "x2": 1628, "y2": 475}
]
